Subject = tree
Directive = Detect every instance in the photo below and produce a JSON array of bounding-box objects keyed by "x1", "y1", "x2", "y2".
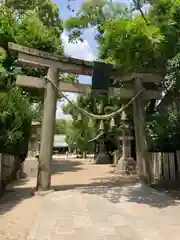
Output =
[
  {"x1": 62, "y1": 89, "x2": 126, "y2": 155},
  {"x1": 65, "y1": 120, "x2": 94, "y2": 155},
  {"x1": 55, "y1": 119, "x2": 67, "y2": 134},
  {"x1": 0, "y1": 87, "x2": 33, "y2": 153},
  {"x1": 64, "y1": 0, "x2": 180, "y2": 155},
  {"x1": 0, "y1": 0, "x2": 63, "y2": 152},
  {"x1": 3, "y1": 0, "x2": 63, "y2": 36},
  {"x1": 62, "y1": 93, "x2": 96, "y2": 155},
  {"x1": 65, "y1": 0, "x2": 130, "y2": 43}
]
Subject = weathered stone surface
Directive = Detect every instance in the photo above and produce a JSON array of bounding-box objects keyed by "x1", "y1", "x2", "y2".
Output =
[
  {"x1": 116, "y1": 157, "x2": 136, "y2": 175},
  {"x1": 95, "y1": 153, "x2": 110, "y2": 164},
  {"x1": 26, "y1": 182, "x2": 180, "y2": 240}
]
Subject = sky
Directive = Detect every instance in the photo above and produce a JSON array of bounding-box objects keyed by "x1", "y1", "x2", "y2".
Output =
[{"x1": 54, "y1": 0, "x2": 130, "y2": 118}]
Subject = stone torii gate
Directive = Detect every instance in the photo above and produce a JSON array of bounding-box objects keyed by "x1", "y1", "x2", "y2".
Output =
[{"x1": 8, "y1": 42, "x2": 163, "y2": 191}]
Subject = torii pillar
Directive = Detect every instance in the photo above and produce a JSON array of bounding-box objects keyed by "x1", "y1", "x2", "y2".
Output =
[
  {"x1": 37, "y1": 67, "x2": 58, "y2": 191},
  {"x1": 133, "y1": 77, "x2": 150, "y2": 183}
]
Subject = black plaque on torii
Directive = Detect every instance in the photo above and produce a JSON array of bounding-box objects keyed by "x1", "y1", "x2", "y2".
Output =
[{"x1": 92, "y1": 62, "x2": 120, "y2": 91}]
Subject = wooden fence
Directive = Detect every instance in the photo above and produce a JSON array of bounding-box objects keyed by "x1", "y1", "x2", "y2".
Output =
[{"x1": 148, "y1": 151, "x2": 180, "y2": 184}]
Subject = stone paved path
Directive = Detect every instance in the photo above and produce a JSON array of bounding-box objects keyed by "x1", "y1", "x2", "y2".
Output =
[
  {"x1": 26, "y1": 183, "x2": 180, "y2": 240},
  {"x1": 1, "y1": 157, "x2": 180, "y2": 239}
]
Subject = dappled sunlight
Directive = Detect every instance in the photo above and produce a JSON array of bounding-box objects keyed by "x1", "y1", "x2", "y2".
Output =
[
  {"x1": 79, "y1": 178, "x2": 178, "y2": 208},
  {"x1": 51, "y1": 159, "x2": 179, "y2": 208}
]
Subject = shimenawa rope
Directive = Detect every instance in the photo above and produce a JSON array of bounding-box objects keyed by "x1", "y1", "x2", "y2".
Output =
[{"x1": 44, "y1": 76, "x2": 144, "y2": 120}]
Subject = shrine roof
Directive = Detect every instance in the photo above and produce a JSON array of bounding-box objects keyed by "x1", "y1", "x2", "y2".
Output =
[
  {"x1": 88, "y1": 132, "x2": 105, "y2": 143},
  {"x1": 88, "y1": 131, "x2": 117, "y2": 143}
]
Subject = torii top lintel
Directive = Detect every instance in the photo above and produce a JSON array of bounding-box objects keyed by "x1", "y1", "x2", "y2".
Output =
[{"x1": 8, "y1": 42, "x2": 163, "y2": 82}]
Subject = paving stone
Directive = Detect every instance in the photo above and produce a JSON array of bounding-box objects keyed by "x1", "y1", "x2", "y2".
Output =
[{"x1": 2, "y1": 158, "x2": 180, "y2": 240}]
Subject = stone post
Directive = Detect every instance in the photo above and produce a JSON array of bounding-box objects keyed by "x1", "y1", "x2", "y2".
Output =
[
  {"x1": 96, "y1": 137, "x2": 110, "y2": 164},
  {"x1": 133, "y1": 77, "x2": 150, "y2": 183},
  {"x1": 99, "y1": 139, "x2": 105, "y2": 153},
  {"x1": 37, "y1": 67, "x2": 58, "y2": 191},
  {"x1": 116, "y1": 110, "x2": 135, "y2": 174},
  {"x1": 95, "y1": 120, "x2": 110, "y2": 164}
]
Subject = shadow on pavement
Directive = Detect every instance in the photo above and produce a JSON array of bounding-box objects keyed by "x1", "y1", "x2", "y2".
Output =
[
  {"x1": 0, "y1": 159, "x2": 83, "y2": 215},
  {"x1": 51, "y1": 159, "x2": 83, "y2": 175},
  {"x1": 0, "y1": 161, "x2": 180, "y2": 216},
  {"x1": 0, "y1": 183, "x2": 34, "y2": 215},
  {"x1": 53, "y1": 175, "x2": 179, "y2": 208}
]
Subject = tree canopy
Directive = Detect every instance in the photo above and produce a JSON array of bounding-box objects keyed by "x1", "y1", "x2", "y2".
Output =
[
  {"x1": 62, "y1": 93, "x2": 96, "y2": 154},
  {"x1": 55, "y1": 119, "x2": 68, "y2": 135},
  {"x1": 0, "y1": 0, "x2": 63, "y2": 153},
  {"x1": 63, "y1": 0, "x2": 180, "y2": 152}
]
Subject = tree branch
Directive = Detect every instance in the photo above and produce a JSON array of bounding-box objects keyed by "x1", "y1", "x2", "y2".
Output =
[{"x1": 132, "y1": 0, "x2": 149, "y2": 25}]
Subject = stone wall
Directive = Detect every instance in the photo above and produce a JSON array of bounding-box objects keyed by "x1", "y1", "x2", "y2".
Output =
[{"x1": 0, "y1": 154, "x2": 21, "y2": 196}]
